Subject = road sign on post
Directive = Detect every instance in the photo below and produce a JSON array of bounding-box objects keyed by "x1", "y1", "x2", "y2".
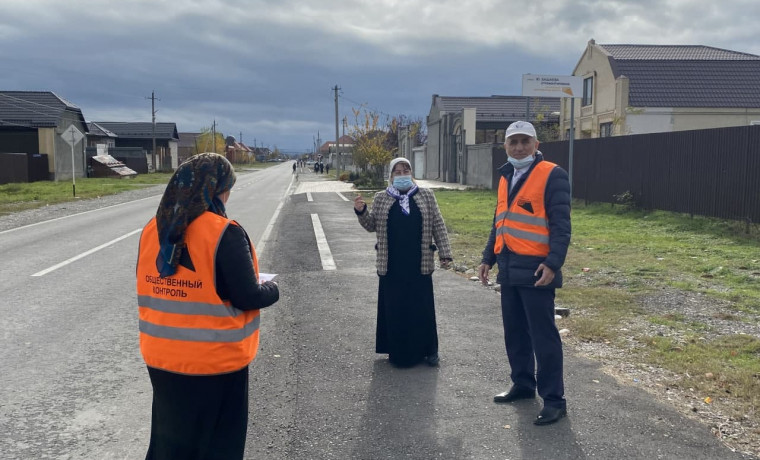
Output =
[
  {"x1": 522, "y1": 74, "x2": 582, "y2": 198},
  {"x1": 62, "y1": 125, "x2": 84, "y2": 197}
]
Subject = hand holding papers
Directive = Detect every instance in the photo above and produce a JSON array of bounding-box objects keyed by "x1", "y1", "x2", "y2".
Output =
[{"x1": 259, "y1": 273, "x2": 277, "y2": 282}]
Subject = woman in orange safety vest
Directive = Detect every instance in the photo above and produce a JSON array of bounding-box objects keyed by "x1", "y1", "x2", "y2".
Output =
[{"x1": 136, "y1": 153, "x2": 279, "y2": 460}]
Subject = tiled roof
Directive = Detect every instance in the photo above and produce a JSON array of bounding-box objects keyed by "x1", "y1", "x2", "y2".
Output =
[
  {"x1": 178, "y1": 132, "x2": 201, "y2": 148},
  {"x1": 435, "y1": 96, "x2": 560, "y2": 121},
  {"x1": 600, "y1": 44, "x2": 760, "y2": 61},
  {"x1": 0, "y1": 91, "x2": 86, "y2": 129},
  {"x1": 87, "y1": 122, "x2": 118, "y2": 138},
  {"x1": 92, "y1": 122, "x2": 179, "y2": 140},
  {"x1": 598, "y1": 44, "x2": 760, "y2": 107}
]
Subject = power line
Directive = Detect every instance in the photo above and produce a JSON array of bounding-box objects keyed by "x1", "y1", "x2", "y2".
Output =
[{"x1": 338, "y1": 93, "x2": 394, "y2": 119}]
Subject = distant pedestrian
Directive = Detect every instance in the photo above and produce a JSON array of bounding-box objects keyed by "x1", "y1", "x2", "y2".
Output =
[
  {"x1": 478, "y1": 121, "x2": 571, "y2": 426},
  {"x1": 354, "y1": 157, "x2": 452, "y2": 367},
  {"x1": 325, "y1": 164, "x2": 330, "y2": 175},
  {"x1": 136, "y1": 153, "x2": 280, "y2": 459},
  {"x1": 319, "y1": 162, "x2": 324, "y2": 174},
  {"x1": 292, "y1": 161, "x2": 297, "y2": 174}
]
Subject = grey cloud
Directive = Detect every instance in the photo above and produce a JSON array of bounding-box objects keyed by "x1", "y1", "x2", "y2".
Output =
[{"x1": 1, "y1": 0, "x2": 758, "y2": 151}]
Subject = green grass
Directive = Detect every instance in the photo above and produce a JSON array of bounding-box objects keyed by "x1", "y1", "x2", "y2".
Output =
[
  {"x1": 0, "y1": 161, "x2": 276, "y2": 216},
  {"x1": 643, "y1": 334, "x2": 760, "y2": 412},
  {"x1": 434, "y1": 189, "x2": 760, "y2": 417},
  {"x1": 0, "y1": 173, "x2": 173, "y2": 216}
]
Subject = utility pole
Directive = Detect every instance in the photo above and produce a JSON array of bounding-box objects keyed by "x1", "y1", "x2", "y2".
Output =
[
  {"x1": 333, "y1": 85, "x2": 340, "y2": 175},
  {"x1": 212, "y1": 119, "x2": 216, "y2": 153},
  {"x1": 146, "y1": 91, "x2": 159, "y2": 171},
  {"x1": 342, "y1": 116, "x2": 347, "y2": 174}
]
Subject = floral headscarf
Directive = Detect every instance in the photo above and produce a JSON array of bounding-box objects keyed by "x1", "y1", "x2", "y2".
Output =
[{"x1": 155, "y1": 153, "x2": 236, "y2": 277}]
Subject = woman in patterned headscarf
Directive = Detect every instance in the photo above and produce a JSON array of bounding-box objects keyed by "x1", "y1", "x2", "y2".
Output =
[
  {"x1": 136, "y1": 153, "x2": 279, "y2": 459},
  {"x1": 353, "y1": 157, "x2": 453, "y2": 367}
]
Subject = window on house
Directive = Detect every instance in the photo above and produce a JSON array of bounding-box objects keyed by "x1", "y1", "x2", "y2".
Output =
[
  {"x1": 583, "y1": 76, "x2": 593, "y2": 106},
  {"x1": 600, "y1": 122, "x2": 612, "y2": 137},
  {"x1": 476, "y1": 129, "x2": 501, "y2": 144}
]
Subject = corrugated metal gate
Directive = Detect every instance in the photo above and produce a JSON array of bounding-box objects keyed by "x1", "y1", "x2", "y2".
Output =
[{"x1": 540, "y1": 125, "x2": 760, "y2": 222}]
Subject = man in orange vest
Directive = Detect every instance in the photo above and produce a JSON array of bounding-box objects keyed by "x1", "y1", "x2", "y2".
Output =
[{"x1": 478, "y1": 121, "x2": 571, "y2": 426}]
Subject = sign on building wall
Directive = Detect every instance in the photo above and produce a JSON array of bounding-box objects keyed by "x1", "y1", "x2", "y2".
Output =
[{"x1": 522, "y1": 74, "x2": 582, "y2": 98}]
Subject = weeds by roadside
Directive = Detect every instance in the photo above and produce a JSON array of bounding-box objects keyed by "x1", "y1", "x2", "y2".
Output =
[{"x1": 0, "y1": 173, "x2": 173, "y2": 216}]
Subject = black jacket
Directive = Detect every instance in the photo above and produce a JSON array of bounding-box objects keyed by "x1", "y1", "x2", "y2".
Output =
[
  {"x1": 178, "y1": 223, "x2": 279, "y2": 309},
  {"x1": 481, "y1": 152, "x2": 571, "y2": 288}
]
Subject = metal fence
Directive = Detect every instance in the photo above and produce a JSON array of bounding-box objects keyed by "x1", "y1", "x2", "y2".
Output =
[
  {"x1": 0, "y1": 152, "x2": 49, "y2": 184},
  {"x1": 539, "y1": 125, "x2": 760, "y2": 223}
]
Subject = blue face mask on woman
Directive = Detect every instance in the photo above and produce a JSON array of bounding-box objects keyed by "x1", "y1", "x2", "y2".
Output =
[{"x1": 393, "y1": 175, "x2": 414, "y2": 191}]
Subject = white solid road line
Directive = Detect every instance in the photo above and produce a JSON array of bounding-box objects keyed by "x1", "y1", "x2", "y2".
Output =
[
  {"x1": 255, "y1": 173, "x2": 294, "y2": 258},
  {"x1": 32, "y1": 228, "x2": 143, "y2": 277},
  {"x1": 310, "y1": 213, "x2": 336, "y2": 270},
  {"x1": 336, "y1": 192, "x2": 350, "y2": 201},
  {"x1": 306, "y1": 192, "x2": 313, "y2": 202}
]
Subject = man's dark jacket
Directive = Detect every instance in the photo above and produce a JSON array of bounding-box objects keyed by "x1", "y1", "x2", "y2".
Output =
[{"x1": 481, "y1": 152, "x2": 571, "y2": 288}]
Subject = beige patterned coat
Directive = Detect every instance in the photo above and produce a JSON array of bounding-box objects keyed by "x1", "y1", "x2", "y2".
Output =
[{"x1": 356, "y1": 187, "x2": 452, "y2": 276}]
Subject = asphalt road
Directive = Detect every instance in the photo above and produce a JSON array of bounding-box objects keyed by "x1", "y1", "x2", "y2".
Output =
[{"x1": 0, "y1": 163, "x2": 753, "y2": 459}]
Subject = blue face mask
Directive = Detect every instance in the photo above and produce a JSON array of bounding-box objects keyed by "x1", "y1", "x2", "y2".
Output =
[
  {"x1": 508, "y1": 155, "x2": 534, "y2": 170},
  {"x1": 392, "y1": 175, "x2": 414, "y2": 191}
]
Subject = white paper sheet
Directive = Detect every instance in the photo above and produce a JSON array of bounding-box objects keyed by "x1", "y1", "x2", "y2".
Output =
[{"x1": 259, "y1": 273, "x2": 277, "y2": 282}]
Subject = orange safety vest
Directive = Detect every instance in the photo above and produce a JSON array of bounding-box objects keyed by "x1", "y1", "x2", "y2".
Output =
[
  {"x1": 136, "y1": 212, "x2": 260, "y2": 375},
  {"x1": 494, "y1": 161, "x2": 557, "y2": 257}
]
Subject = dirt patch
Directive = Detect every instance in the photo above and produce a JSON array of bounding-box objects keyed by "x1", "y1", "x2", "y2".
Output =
[{"x1": 564, "y1": 288, "x2": 760, "y2": 458}]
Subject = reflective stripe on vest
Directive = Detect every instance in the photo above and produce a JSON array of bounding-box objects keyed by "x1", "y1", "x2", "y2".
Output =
[
  {"x1": 493, "y1": 161, "x2": 556, "y2": 256},
  {"x1": 136, "y1": 212, "x2": 261, "y2": 375}
]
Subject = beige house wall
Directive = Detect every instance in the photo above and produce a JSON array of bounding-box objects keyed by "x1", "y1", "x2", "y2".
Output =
[
  {"x1": 625, "y1": 107, "x2": 760, "y2": 134},
  {"x1": 671, "y1": 108, "x2": 760, "y2": 131},
  {"x1": 38, "y1": 128, "x2": 56, "y2": 174},
  {"x1": 562, "y1": 41, "x2": 623, "y2": 138}
]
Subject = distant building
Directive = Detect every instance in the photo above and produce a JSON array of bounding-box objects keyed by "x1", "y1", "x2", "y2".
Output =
[
  {"x1": 319, "y1": 135, "x2": 354, "y2": 155},
  {"x1": 0, "y1": 90, "x2": 88, "y2": 180},
  {"x1": 564, "y1": 39, "x2": 760, "y2": 138},
  {"x1": 224, "y1": 136, "x2": 254, "y2": 164},
  {"x1": 426, "y1": 94, "x2": 560, "y2": 182},
  {"x1": 92, "y1": 121, "x2": 179, "y2": 171},
  {"x1": 178, "y1": 132, "x2": 201, "y2": 164},
  {"x1": 87, "y1": 122, "x2": 118, "y2": 151}
]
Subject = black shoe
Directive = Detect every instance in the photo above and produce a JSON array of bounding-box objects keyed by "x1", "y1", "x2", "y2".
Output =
[
  {"x1": 533, "y1": 406, "x2": 567, "y2": 425},
  {"x1": 424, "y1": 353, "x2": 439, "y2": 366},
  {"x1": 493, "y1": 386, "x2": 535, "y2": 403}
]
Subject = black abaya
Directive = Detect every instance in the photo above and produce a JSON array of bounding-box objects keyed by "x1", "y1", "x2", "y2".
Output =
[
  {"x1": 376, "y1": 199, "x2": 439, "y2": 367},
  {"x1": 145, "y1": 366, "x2": 249, "y2": 460}
]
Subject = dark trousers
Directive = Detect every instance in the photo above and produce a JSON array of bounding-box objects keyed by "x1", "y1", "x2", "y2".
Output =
[
  {"x1": 500, "y1": 286, "x2": 566, "y2": 409},
  {"x1": 145, "y1": 366, "x2": 249, "y2": 460}
]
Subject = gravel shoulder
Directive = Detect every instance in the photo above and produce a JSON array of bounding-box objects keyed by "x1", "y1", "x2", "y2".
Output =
[{"x1": 566, "y1": 289, "x2": 760, "y2": 458}]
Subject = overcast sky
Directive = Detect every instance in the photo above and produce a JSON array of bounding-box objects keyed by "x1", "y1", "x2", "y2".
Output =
[{"x1": 2, "y1": 0, "x2": 758, "y2": 153}]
